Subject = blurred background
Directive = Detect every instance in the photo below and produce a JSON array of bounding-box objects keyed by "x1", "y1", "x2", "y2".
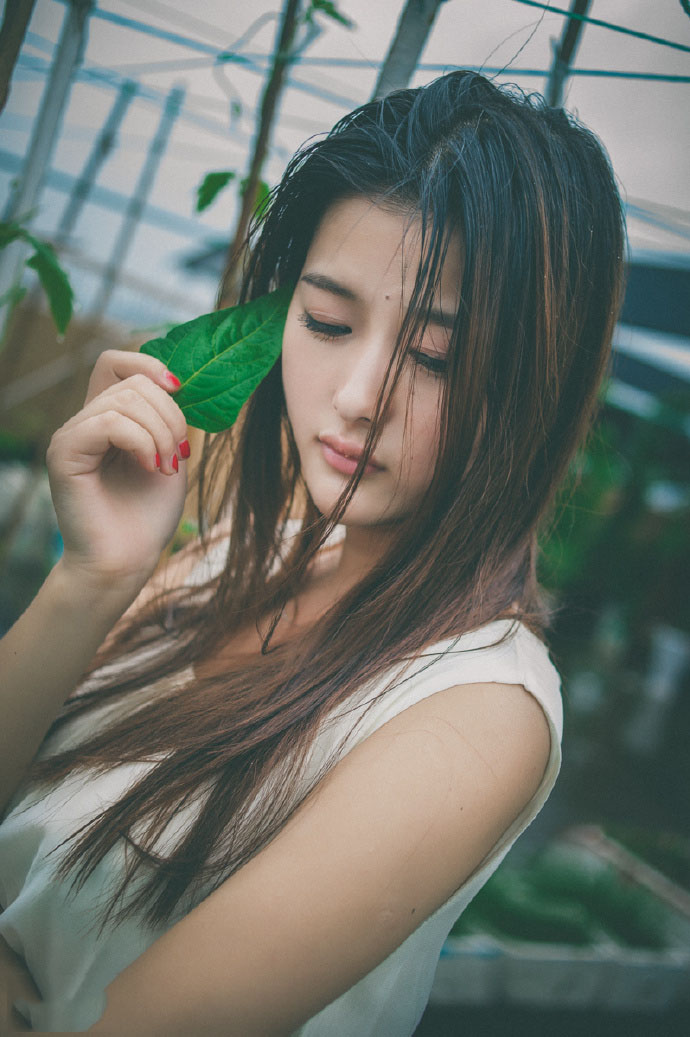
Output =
[{"x1": 1, "y1": 1, "x2": 689, "y2": 1032}]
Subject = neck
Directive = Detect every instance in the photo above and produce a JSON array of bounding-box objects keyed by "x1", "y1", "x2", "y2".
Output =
[{"x1": 333, "y1": 523, "x2": 395, "y2": 586}]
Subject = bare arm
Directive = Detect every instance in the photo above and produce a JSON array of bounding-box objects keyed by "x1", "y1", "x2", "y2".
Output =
[
  {"x1": 0, "y1": 562, "x2": 142, "y2": 814},
  {"x1": 0, "y1": 350, "x2": 190, "y2": 814},
  {"x1": 88, "y1": 680, "x2": 551, "y2": 1036}
]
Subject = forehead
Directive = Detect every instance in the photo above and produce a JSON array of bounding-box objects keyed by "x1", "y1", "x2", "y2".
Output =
[{"x1": 304, "y1": 196, "x2": 461, "y2": 305}]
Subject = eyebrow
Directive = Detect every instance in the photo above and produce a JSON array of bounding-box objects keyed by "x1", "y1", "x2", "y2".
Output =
[
  {"x1": 299, "y1": 271, "x2": 457, "y2": 330},
  {"x1": 300, "y1": 272, "x2": 357, "y2": 300}
]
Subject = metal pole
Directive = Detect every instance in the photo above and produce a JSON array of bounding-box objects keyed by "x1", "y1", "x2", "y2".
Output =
[
  {"x1": 8, "y1": 79, "x2": 137, "y2": 321},
  {"x1": 546, "y1": 0, "x2": 591, "y2": 107},
  {"x1": 0, "y1": 0, "x2": 92, "y2": 327},
  {"x1": 371, "y1": 0, "x2": 447, "y2": 100},
  {"x1": 0, "y1": 85, "x2": 184, "y2": 413},
  {"x1": 88, "y1": 84, "x2": 184, "y2": 320},
  {"x1": 55, "y1": 79, "x2": 137, "y2": 246},
  {"x1": 0, "y1": 79, "x2": 138, "y2": 380}
]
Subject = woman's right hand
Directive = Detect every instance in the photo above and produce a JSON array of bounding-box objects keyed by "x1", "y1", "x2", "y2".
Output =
[{"x1": 46, "y1": 349, "x2": 191, "y2": 595}]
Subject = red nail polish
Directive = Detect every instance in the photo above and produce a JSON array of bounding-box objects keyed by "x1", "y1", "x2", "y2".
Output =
[
  {"x1": 179, "y1": 439, "x2": 191, "y2": 459},
  {"x1": 172, "y1": 454, "x2": 179, "y2": 472},
  {"x1": 165, "y1": 371, "x2": 181, "y2": 390},
  {"x1": 155, "y1": 453, "x2": 161, "y2": 468}
]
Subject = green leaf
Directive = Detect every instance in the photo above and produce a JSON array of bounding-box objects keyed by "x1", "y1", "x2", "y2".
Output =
[
  {"x1": 239, "y1": 177, "x2": 270, "y2": 217},
  {"x1": 0, "y1": 221, "x2": 74, "y2": 334},
  {"x1": 0, "y1": 221, "x2": 23, "y2": 249},
  {"x1": 196, "y1": 170, "x2": 236, "y2": 213},
  {"x1": 305, "y1": 0, "x2": 355, "y2": 28},
  {"x1": 140, "y1": 283, "x2": 292, "y2": 433},
  {"x1": 24, "y1": 234, "x2": 74, "y2": 334}
]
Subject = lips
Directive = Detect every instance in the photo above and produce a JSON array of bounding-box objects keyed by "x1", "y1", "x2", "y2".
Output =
[{"x1": 319, "y1": 435, "x2": 382, "y2": 476}]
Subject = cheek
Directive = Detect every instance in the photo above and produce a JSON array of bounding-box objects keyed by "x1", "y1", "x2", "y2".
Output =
[
  {"x1": 281, "y1": 326, "x2": 312, "y2": 424},
  {"x1": 281, "y1": 320, "x2": 326, "y2": 406},
  {"x1": 401, "y1": 389, "x2": 443, "y2": 483},
  {"x1": 280, "y1": 339, "x2": 297, "y2": 416}
]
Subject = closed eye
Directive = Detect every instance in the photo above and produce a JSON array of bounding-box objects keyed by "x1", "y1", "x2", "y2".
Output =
[
  {"x1": 299, "y1": 311, "x2": 447, "y2": 375},
  {"x1": 299, "y1": 311, "x2": 351, "y2": 341},
  {"x1": 410, "y1": 350, "x2": 448, "y2": 376}
]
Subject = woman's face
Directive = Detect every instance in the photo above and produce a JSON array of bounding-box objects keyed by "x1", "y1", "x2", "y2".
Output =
[{"x1": 281, "y1": 196, "x2": 461, "y2": 527}]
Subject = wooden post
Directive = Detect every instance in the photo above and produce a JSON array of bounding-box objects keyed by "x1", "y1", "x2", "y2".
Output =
[
  {"x1": 372, "y1": 0, "x2": 447, "y2": 100},
  {"x1": 0, "y1": 0, "x2": 37, "y2": 114},
  {"x1": 216, "y1": 0, "x2": 302, "y2": 309},
  {"x1": 546, "y1": 0, "x2": 591, "y2": 108}
]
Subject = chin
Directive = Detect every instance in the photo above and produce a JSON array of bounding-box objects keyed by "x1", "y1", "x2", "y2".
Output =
[
  {"x1": 301, "y1": 456, "x2": 416, "y2": 526},
  {"x1": 309, "y1": 486, "x2": 407, "y2": 528}
]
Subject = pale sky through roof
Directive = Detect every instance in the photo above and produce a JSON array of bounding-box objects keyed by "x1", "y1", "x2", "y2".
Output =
[{"x1": 2, "y1": 0, "x2": 689, "y2": 326}]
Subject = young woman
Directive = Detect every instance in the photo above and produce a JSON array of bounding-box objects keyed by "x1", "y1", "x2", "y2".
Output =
[{"x1": 0, "y1": 71, "x2": 624, "y2": 1034}]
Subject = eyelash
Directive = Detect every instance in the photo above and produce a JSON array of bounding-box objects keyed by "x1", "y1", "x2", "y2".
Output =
[
  {"x1": 411, "y1": 351, "x2": 448, "y2": 376},
  {"x1": 298, "y1": 311, "x2": 350, "y2": 341},
  {"x1": 298, "y1": 311, "x2": 448, "y2": 377}
]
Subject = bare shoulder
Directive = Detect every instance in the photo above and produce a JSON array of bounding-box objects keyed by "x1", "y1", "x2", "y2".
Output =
[
  {"x1": 323, "y1": 679, "x2": 552, "y2": 884},
  {"x1": 368, "y1": 679, "x2": 552, "y2": 840},
  {"x1": 386, "y1": 678, "x2": 553, "y2": 795}
]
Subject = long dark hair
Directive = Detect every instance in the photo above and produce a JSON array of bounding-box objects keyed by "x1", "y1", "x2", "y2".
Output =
[{"x1": 29, "y1": 71, "x2": 625, "y2": 929}]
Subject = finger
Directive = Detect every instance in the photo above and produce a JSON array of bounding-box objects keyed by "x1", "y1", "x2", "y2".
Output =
[
  {"x1": 61, "y1": 380, "x2": 189, "y2": 473},
  {"x1": 50, "y1": 410, "x2": 171, "y2": 477},
  {"x1": 86, "y1": 349, "x2": 181, "y2": 405},
  {"x1": 90, "y1": 392, "x2": 184, "y2": 474},
  {"x1": 87, "y1": 376, "x2": 188, "y2": 459}
]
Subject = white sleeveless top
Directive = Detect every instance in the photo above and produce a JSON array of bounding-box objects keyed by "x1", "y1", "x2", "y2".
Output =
[{"x1": 0, "y1": 536, "x2": 563, "y2": 1034}]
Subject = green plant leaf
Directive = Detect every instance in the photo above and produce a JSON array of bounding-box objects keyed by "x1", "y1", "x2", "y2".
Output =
[
  {"x1": 24, "y1": 234, "x2": 74, "y2": 334},
  {"x1": 195, "y1": 170, "x2": 236, "y2": 212},
  {"x1": 140, "y1": 283, "x2": 292, "y2": 433},
  {"x1": 0, "y1": 221, "x2": 22, "y2": 249},
  {"x1": 304, "y1": 0, "x2": 355, "y2": 28},
  {"x1": 0, "y1": 221, "x2": 74, "y2": 334},
  {"x1": 239, "y1": 177, "x2": 270, "y2": 217}
]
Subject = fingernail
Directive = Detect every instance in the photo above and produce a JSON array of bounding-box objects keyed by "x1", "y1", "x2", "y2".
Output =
[
  {"x1": 155, "y1": 453, "x2": 161, "y2": 468},
  {"x1": 179, "y1": 439, "x2": 191, "y2": 459},
  {"x1": 165, "y1": 371, "x2": 181, "y2": 390},
  {"x1": 172, "y1": 454, "x2": 179, "y2": 472}
]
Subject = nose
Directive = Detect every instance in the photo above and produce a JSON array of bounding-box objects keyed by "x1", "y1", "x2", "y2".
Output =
[{"x1": 332, "y1": 338, "x2": 394, "y2": 424}]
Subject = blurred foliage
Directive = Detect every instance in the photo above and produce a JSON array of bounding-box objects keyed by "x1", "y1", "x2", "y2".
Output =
[
  {"x1": 195, "y1": 171, "x2": 236, "y2": 212},
  {"x1": 539, "y1": 390, "x2": 690, "y2": 638},
  {"x1": 0, "y1": 427, "x2": 35, "y2": 462},
  {"x1": 239, "y1": 176, "x2": 271, "y2": 218},
  {"x1": 303, "y1": 0, "x2": 355, "y2": 28},
  {"x1": 170, "y1": 517, "x2": 199, "y2": 555},
  {"x1": 603, "y1": 823, "x2": 690, "y2": 892},
  {"x1": 195, "y1": 172, "x2": 271, "y2": 219},
  {"x1": 451, "y1": 842, "x2": 671, "y2": 949},
  {"x1": 0, "y1": 220, "x2": 74, "y2": 335}
]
